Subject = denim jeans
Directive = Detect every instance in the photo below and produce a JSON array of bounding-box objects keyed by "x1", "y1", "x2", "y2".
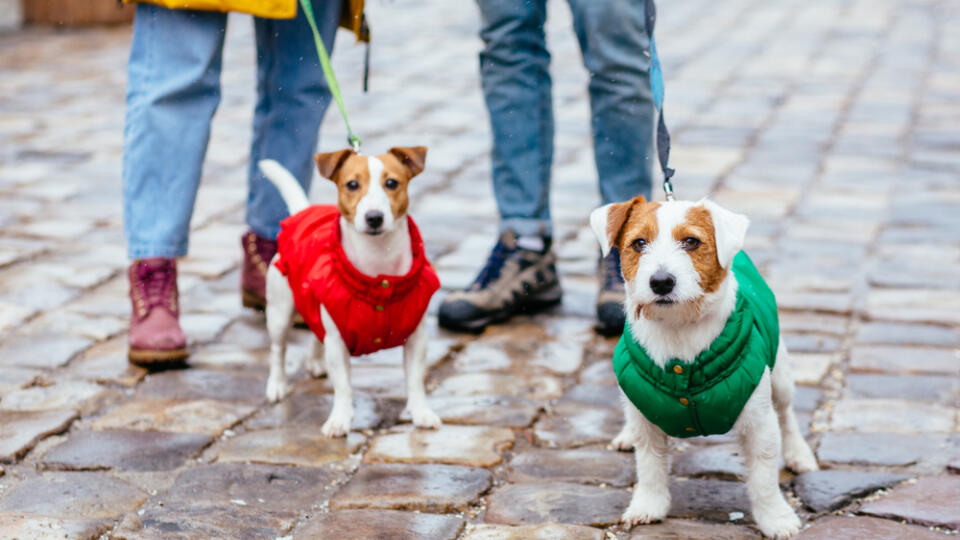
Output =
[
  {"x1": 477, "y1": 0, "x2": 660, "y2": 238},
  {"x1": 122, "y1": 1, "x2": 340, "y2": 259}
]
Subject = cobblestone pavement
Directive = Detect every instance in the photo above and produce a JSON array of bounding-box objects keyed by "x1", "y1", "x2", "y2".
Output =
[{"x1": 1, "y1": 0, "x2": 959, "y2": 538}]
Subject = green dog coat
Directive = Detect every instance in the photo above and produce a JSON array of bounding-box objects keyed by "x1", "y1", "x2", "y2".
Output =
[{"x1": 612, "y1": 251, "x2": 779, "y2": 438}]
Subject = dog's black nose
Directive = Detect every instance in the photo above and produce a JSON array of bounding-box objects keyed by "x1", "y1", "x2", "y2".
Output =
[
  {"x1": 650, "y1": 270, "x2": 676, "y2": 296},
  {"x1": 365, "y1": 211, "x2": 384, "y2": 229}
]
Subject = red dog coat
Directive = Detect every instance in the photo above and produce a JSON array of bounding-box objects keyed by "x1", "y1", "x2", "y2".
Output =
[{"x1": 275, "y1": 205, "x2": 440, "y2": 356}]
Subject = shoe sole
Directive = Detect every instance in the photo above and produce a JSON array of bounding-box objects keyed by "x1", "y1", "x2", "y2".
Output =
[
  {"x1": 439, "y1": 291, "x2": 563, "y2": 334},
  {"x1": 128, "y1": 347, "x2": 189, "y2": 367},
  {"x1": 242, "y1": 288, "x2": 307, "y2": 328}
]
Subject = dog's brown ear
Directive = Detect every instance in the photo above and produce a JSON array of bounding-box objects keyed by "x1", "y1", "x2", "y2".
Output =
[
  {"x1": 315, "y1": 149, "x2": 354, "y2": 180},
  {"x1": 589, "y1": 196, "x2": 644, "y2": 257},
  {"x1": 388, "y1": 146, "x2": 427, "y2": 177}
]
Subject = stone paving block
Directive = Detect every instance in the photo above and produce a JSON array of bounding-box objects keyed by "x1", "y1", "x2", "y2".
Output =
[
  {"x1": 0, "y1": 333, "x2": 92, "y2": 369},
  {"x1": 463, "y1": 523, "x2": 604, "y2": 540},
  {"x1": 366, "y1": 425, "x2": 514, "y2": 467},
  {"x1": 0, "y1": 380, "x2": 108, "y2": 414},
  {"x1": 64, "y1": 338, "x2": 147, "y2": 387},
  {"x1": 0, "y1": 472, "x2": 146, "y2": 519},
  {"x1": 0, "y1": 409, "x2": 78, "y2": 462},
  {"x1": 561, "y1": 384, "x2": 622, "y2": 409},
  {"x1": 845, "y1": 374, "x2": 957, "y2": 402},
  {"x1": 485, "y1": 482, "x2": 630, "y2": 527},
  {"x1": 668, "y1": 479, "x2": 752, "y2": 522},
  {"x1": 92, "y1": 398, "x2": 255, "y2": 435},
  {"x1": 161, "y1": 462, "x2": 344, "y2": 513},
  {"x1": 793, "y1": 386, "x2": 822, "y2": 412},
  {"x1": 779, "y1": 312, "x2": 849, "y2": 336},
  {"x1": 330, "y1": 463, "x2": 491, "y2": 512},
  {"x1": 817, "y1": 432, "x2": 951, "y2": 467},
  {"x1": 41, "y1": 429, "x2": 211, "y2": 472},
  {"x1": 136, "y1": 368, "x2": 264, "y2": 403},
  {"x1": 856, "y1": 322, "x2": 960, "y2": 347},
  {"x1": 859, "y1": 476, "x2": 960, "y2": 530},
  {"x1": 866, "y1": 289, "x2": 960, "y2": 325},
  {"x1": 398, "y1": 394, "x2": 540, "y2": 428},
  {"x1": 829, "y1": 399, "x2": 955, "y2": 433},
  {"x1": 628, "y1": 519, "x2": 760, "y2": 539},
  {"x1": 295, "y1": 509, "x2": 464, "y2": 540},
  {"x1": 217, "y1": 428, "x2": 365, "y2": 468},
  {"x1": 793, "y1": 470, "x2": 911, "y2": 512},
  {"x1": 672, "y1": 443, "x2": 746, "y2": 480},
  {"x1": 783, "y1": 334, "x2": 842, "y2": 353},
  {"x1": 507, "y1": 448, "x2": 635, "y2": 487},
  {"x1": 0, "y1": 514, "x2": 111, "y2": 540},
  {"x1": 789, "y1": 353, "x2": 838, "y2": 385},
  {"x1": 0, "y1": 366, "x2": 40, "y2": 395},
  {"x1": 431, "y1": 372, "x2": 563, "y2": 400},
  {"x1": 245, "y1": 393, "x2": 383, "y2": 431},
  {"x1": 849, "y1": 345, "x2": 959, "y2": 375},
  {"x1": 796, "y1": 515, "x2": 949, "y2": 540},
  {"x1": 533, "y1": 402, "x2": 622, "y2": 448},
  {"x1": 580, "y1": 361, "x2": 617, "y2": 385},
  {"x1": 117, "y1": 505, "x2": 296, "y2": 540}
]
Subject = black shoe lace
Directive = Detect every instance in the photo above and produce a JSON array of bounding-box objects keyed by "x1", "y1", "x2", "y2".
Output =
[
  {"x1": 603, "y1": 248, "x2": 624, "y2": 291},
  {"x1": 471, "y1": 239, "x2": 514, "y2": 290}
]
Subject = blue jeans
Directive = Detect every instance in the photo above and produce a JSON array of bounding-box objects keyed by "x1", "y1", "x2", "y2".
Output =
[
  {"x1": 477, "y1": 0, "x2": 659, "y2": 237},
  {"x1": 122, "y1": 2, "x2": 340, "y2": 259}
]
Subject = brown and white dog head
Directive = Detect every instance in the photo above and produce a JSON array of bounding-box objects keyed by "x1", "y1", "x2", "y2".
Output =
[
  {"x1": 590, "y1": 197, "x2": 749, "y2": 322},
  {"x1": 314, "y1": 146, "x2": 427, "y2": 236}
]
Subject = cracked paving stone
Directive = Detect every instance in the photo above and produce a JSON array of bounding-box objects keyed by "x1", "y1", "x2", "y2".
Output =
[
  {"x1": 533, "y1": 402, "x2": 622, "y2": 448},
  {"x1": 628, "y1": 519, "x2": 760, "y2": 539},
  {"x1": 245, "y1": 393, "x2": 383, "y2": 431},
  {"x1": 0, "y1": 380, "x2": 109, "y2": 414},
  {"x1": 859, "y1": 475, "x2": 960, "y2": 530},
  {"x1": 672, "y1": 444, "x2": 746, "y2": 480},
  {"x1": 796, "y1": 515, "x2": 949, "y2": 540},
  {"x1": 484, "y1": 482, "x2": 629, "y2": 526},
  {"x1": 463, "y1": 523, "x2": 604, "y2": 540},
  {"x1": 295, "y1": 509, "x2": 464, "y2": 540},
  {"x1": 116, "y1": 505, "x2": 296, "y2": 540},
  {"x1": 330, "y1": 463, "x2": 491, "y2": 512},
  {"x1": 817, "y1": 432, "x2": 952, "y2": 467},
  {"x1": 0, "y1": 514, "x2": 112, "y2": 540},
  {"x1": 0, "y1": 409, "x2": 78, "y2": 462},
  {"x1": 136, "y1": 368, "x2": 264, "y2": 403},
  {"x1": 431, "y1": 372, "x2": 563, "y2": 400},
  {"x1": 849, "y1": 345, "x2": 959, "y2": 375},
  {"x1": 0, "y1": 472, "x2": 146, "y2": 519},
  {"x1": 160, "y1": 462, "x2": 345, "y2": 513},
  {"x1": 365, "y1": 425, "x2": 514, "y2": 467},
  {"x1": 217, "y1": 428, "x2": 365, "y2": 467},
  {"x1": 91, "y1": 398, "x2": 256, "y2": 435},
  {"x1": 398, "y1": 394, "x2": 540, "y2": 427},
  {"x1": 668, "y1": 479, "x2": 752, "y2": 522},
  {"x1": 829, "y1": 399, "x2": 955, "y2": 433},
  {"x1": 507, "y1": 448, "x2": 635, "y2": 487},
  {"x1": 793, "y1": 470, "x2": 911, "y2": 512},
  {"x1": 0, "y1": 366, "x2": 40, "y2": 394},
  {"x1": 0, "y1": 334, "x2": 93, "y2": 369},
  {"x1": 65, "y1": 338, "x2": 147, "y2": 387},
  {"x1": 41, "y1": 429, "x2": 212, "y2": 472},
  {"x1": 845, "y1": 373, "x2": 957, "y2": 402}
]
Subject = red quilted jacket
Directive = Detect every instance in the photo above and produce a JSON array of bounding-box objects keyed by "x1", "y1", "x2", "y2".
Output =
[{"x1": 274, "y1": 205, "x2": 440, "y2": 356}]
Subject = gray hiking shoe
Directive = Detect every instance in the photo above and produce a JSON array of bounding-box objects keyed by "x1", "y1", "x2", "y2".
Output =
[
  {"x1": 438, "y1": 230, "x2": 562, "y2": 333},
  {"x1": 596, "y1": 248, "x2": 626, "y2": 337}
]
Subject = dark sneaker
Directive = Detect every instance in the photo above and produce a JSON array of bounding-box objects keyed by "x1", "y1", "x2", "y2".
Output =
[
  {"x1": 241, "y1": 229, "x2": 277, "y2": 311},
  {"x1": 438, "y1": 230, "x2": 562, "y2": 333},
  {"x1": 128, "y1": 258, "x2": 188, "y2": 365},
  {"x1": 596, "y1": 248, "x2": 626, "y2": 337}
]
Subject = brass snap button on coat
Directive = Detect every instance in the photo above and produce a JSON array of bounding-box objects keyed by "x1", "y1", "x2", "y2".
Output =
[
  {"x1": 679, "y1": 397, "x2": 689, "y2": 406},
  {"x1": 373, "y1": 337, "x2": 382, "y2": 344},
  {"x1": 380, "y1": 279, "x2": 390, "y2": 288},
  {"x1": 375, "y1": 305, "x2": 384, "y2": 312},
  {"x1": 673, "y1": 365, "x2": 684, "y2": 374}
]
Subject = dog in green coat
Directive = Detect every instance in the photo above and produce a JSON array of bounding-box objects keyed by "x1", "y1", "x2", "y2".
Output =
[{"x1": 589, "y1": 196, "x2": 818, "y2": 539}]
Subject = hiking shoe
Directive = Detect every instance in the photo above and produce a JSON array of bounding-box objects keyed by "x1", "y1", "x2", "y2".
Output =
[
  {"x1": 438, "y1": 230, "x2": 562, "y2": 333},
  {"x1": 241, "y1": 229, "x2": 277, "y2": 311},
  {"x1": 596, "y1": 248, "x2": 626, "y2": 337},
  {"x1": 128, "y1": 258, "x2": 188, "y2": 365}
]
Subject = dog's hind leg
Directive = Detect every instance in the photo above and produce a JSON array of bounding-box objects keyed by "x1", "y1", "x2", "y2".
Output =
[
  {"x1": 306, "y1": 337, "x2": 326, "y2": 378},
  {"x1": 621, "y1": 408, "x2": 671, "y2": 527},
  {"x1": 265, "y1": 264, "x2": 295, "y2": 402},
  {"x1": 403, "y1": 316, "x2": 441, "y2": 429},
  {"x1": 737, "y1": 372, "x2": 801, "y2": 539},
  {"x1": 771, "y1": 340, "x2": 818, "y2": 473}
]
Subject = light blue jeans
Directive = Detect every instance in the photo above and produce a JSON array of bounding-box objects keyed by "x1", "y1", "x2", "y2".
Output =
[
  {"x1": 122, "y1": 2, "x2": 340, "y2": 259},
  {"x1": 477, "y1": 0, "x2": 660, "y2": 237}
]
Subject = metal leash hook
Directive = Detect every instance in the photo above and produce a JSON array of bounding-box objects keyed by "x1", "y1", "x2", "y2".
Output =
[
  {"x1": 662, "y1": 177, "x2": 676, "y2": 201},
  {"x1": 348, "y1": 133, "x2": 362, "y2": 154}
]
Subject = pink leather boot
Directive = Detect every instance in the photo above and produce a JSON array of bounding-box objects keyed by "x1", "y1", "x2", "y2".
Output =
[
  {"x1": 241, "y1": 230, "x2": 278, "y2": 311},
  {"x1": 128, "y1": 258, "x2": 188, "y2": 365}
]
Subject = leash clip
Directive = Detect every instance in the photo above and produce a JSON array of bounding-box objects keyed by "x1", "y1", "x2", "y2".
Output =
[
  {"x1": 348, "y1": 134, "x2": 362, "y2": 154},
  {"x1": 662, "y1": 168, "x2": 676, "y2": 201}
]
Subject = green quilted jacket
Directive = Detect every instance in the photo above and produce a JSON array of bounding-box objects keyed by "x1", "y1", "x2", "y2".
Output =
[{"x1": 612, "y1": 251, "x2": 779, "y2": 438}]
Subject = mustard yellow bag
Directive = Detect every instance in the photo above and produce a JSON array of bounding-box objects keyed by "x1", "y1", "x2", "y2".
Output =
[{"x1": 124, "y1": 0, "x2": 297, "y2": 19}]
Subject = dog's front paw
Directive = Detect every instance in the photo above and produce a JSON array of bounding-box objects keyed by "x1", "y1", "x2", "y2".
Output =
[
  {"x1": 611, "y1": 429, "x2": 637, "y2": 451},
  {"x1": 410, "y1": 407, "x2": 442, "y2": 429},
  {"x1": 754, "y1": 504, "x2": 801, "y2": 539},
  {"x1": 321, "y1": 409, "x2": 352, "y2": 437},
  {"x1": 265, "y1": 375, "x2": 289, "y2": 403},
  {"x1": 621, "y1": 494, "x2": 670, "y2": 527}
]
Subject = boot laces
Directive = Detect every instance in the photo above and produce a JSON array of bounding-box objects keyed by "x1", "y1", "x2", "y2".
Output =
[
  {"x1": 472, "y1": 239, "x2": 513, "y2": 290},
  {"x1": 135, "y1": 261, "x2": 176, "y2": 312}
]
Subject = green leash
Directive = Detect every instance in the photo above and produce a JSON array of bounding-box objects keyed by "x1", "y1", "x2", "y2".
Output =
[{"x1": 299, "y1": 0, "x2": 362, "y2": 152}]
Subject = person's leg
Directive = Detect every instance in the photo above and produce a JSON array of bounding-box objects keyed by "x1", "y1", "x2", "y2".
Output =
[
  {"x1": 478, "y1": 0, "x2": 554, "y2": 239},
  {"x1": 246, "y1": 0, "x2": 340, "y2": 239},
  {"x1": 438, "y1": 0, "x2": 563, "y2": 334},
  {"x1": 123, "y1": 4, "x2": 227, "y2": 259},
  {"x1": 122, "y1": 4, "x2": 227, "y2": 364}
]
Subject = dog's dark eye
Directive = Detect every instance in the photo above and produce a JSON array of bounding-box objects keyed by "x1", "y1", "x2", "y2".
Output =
[
  {"x1": 682, "y1": 237, "x2": 701, "y2": 250},
  {"x1": 384, "y1": 178, "x2": 399, "y2": 190},
  {"x1": 346, "y1": 180, "x2": 360, "y2": 191},
  {"x1": 631, "y1": 238, "x2": 647, "y2": 252}
]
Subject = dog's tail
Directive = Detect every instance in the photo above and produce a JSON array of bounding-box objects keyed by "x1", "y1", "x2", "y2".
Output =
[{"x1": 258, "y1": 159, "x2": 310, "y2": 215}]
